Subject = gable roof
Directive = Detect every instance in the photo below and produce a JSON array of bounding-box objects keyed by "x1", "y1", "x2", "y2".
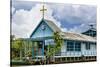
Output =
[
  {"x1": 30, "y1": 19, "x2": 96, "y2": 43},
  {"x1": 30, "y1": 19, "x2": 61, "y2": 38},
  {"x1": 44, "y1": 19, "x2": 61, "y2": 32},
  {"x1": 82, "y1": 28, "x2": 96, "y2": 37}
]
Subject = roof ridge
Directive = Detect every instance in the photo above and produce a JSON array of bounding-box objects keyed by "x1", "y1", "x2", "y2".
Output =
[{"x1": 44, "y1": 19, "x2": 61, "y2": 32}]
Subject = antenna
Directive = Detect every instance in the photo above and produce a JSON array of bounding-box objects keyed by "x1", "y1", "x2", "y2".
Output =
[{"x1": 89, "y1": 24, "x2": 94, "y2": 29}]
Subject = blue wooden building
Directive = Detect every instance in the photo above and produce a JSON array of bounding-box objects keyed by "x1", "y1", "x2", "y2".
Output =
[
  {"x1": 82, "y1": 26, "x2": 96, "y2": 37},
  {"x1": 25, "y1": 18, "x2": 96, "y2": 63}
]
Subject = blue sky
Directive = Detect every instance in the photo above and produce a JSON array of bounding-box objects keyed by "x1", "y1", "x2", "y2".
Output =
[{"x1": 12, "y1": 0, "x2": 97, "y2": 38}]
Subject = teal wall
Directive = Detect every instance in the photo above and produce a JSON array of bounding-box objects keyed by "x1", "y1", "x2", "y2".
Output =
[{"x1": 30, "y1": 20, "x2": 53, "y2": 38}]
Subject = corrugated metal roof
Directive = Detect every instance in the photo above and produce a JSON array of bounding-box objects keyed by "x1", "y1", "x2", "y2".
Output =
[
  {"x1": 44, "y1": 19, "x2": 61, "y2": 32},
  {"x1": 30, "y1": 19, "x2": 96, "y2": 42},
  {"x1": 60, "y1": 32, "x2": 96, "y2": 42},
  {"x1": 44, "y1": 19, "x2": 96, "y2": 42}
]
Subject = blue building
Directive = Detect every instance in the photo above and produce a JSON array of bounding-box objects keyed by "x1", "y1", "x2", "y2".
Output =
[
  {"x1": 82, "y1": 25, "x2": 96, "y2": 37},
  {"x1": 27, "y1": 18, "x2": 96, "y2": 63}
]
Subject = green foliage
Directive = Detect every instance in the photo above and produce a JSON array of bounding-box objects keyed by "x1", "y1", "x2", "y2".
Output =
[
  {"x1": 11, "y1": 38, "x2": 24, "y2": 60},
  {"x1": 53, "y1": 32, "x2": 63, "y2": 49},
  {"x1": 26, "y1": 50, "x2": 32, "y2": 57},
  {"x1": 13, "y1": 57, "x2": 20, "y2": 60},
  {"x1": 13, "y1": 39, "x2": 23, "y2": 49},
  {"x1": 46, "y1": 32, "x2": 63, "y2": 58}
]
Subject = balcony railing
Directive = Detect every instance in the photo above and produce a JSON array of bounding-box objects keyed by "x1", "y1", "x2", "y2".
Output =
[
  {"x1": 55, "y1": 51, "x2": 96, "y2": 57},
  {"x1": 33, "y1": 51, "x2": 96, "y2": 58}
]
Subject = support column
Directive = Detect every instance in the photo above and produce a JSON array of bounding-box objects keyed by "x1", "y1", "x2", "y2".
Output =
[
  {"x1": 32, "y1": 41, "x2": 34, "y2": 58},
  {"x1": 36, "y1": 42, "x2": 38, "y2": 59},
  {"x1": 42, "y1": 41, "x2": 44, "y2": 60}
]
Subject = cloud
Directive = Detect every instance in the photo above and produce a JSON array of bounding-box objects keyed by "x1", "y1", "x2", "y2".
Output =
[
  {"x1": 12, "y1": 0, "x2": 36, "y2": 10},
  {"x1": 50, "y1": 4, "x2": 96, "y2": 33},
  {"x1": 69, "y1": 23, "x2": 88, "y2": 33},
  {"x1": 12, "y1": 2, "x2": 96, "y2": 38},
  {"x1": 52, "y1": 4, "x2": 96, "y2": 24},
  {"x1": 12, "y1": 4, "x2": 42, "y2": 38},
  {"x1": 12, "y1": 7, "x2": 15, "y2": 14},
  {"x1": 12, "y1": 4, "x2": 64, "y2": 38}
]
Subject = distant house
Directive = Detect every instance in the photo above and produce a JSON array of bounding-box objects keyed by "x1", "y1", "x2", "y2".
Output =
[
  {"x1": 28, "y1": 18, "x2": 96, "y2": 63},
  {"x1": 82, "y1": 25, "x2": 96, "y2": 37}
]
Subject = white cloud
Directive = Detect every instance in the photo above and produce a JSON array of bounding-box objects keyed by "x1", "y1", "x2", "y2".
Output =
[
  {"x1": 12, "y1": 7, "x2": 15, "y2": 14},
  {"x1": 69, "y1": 23, "x2": 90, "y2": 33},
  {"x1": 51, "y1": 4, "x2": 96, "y2": 24},
  {"x1": 12, "y1": 3, "x2": 96, "y2": 38},
  {"x1": 12, "y1": 4, "x2": 64, "y2": 38},
  {"x1": 50, "y1": 4, "x2": 96, "y2": 33},
  {"x1": 61, "y1": 28, "x2": 68, "y2": 32},
  {"x1": 12, "y1": 4, "x2": 42, "y2": 38}
]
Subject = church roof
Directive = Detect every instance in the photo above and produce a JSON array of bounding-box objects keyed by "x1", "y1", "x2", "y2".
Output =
[
  {"x1": 30, "y1": 19, "x2": 61, "y2": 37},
  {"x1": 44, "y1": 19, "x2": 61, "y2": 32},
  {"x1": 60, "y1": 32, "x2": 96, "y2": 42},
  {"x1": 30, "y1": 19, "x2": 96, "y2": 42},
  {"x1": 45, "y1": 19, "x2": 96, "y2": 42}
]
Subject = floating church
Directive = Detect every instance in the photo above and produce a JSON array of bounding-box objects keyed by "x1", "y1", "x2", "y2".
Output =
[
  {"x1": 27, "y1": 18, "x2": 96, "y2": 63},
  {"x1": 12, "y1": 4, "x2": 97, "y2": 64}
]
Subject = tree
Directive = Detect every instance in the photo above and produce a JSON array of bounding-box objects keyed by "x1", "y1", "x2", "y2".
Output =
[
  {"x1": 11, "y1": 38, "x2": 24, "y2": 61},
  {"x1": 46, "y1": 32, "x2": 63, "y2": 63}
]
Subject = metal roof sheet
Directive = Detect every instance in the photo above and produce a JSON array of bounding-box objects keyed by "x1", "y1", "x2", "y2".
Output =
[
  {"x1": 44, "y1": 19, "x2": 96, "y2": 42},
  {"x1": 44, "y1": 19, "x2": 61, "y2": 32},
  {"x1": 60, "y1": 32, "x2": 96, "y2": 42}
]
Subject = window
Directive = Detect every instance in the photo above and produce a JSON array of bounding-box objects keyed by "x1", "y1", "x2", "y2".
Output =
[
  {"x1": 38, "y1": 41, "x2": 43, "y2": 48},
  {"x1": 45, "y1": 39, "x2": 55, "y2": 45},
  {"x1": 67, "y1": 41, "x2": 81, "y2": 51},
  {"x1": 75, "y1": 42, "x2": 81, "y2": 51},
  {"x1": 86, "y1": 42, "x2": 90, "y2": 50},
  {"x1": 67, "y1": 41, "x2": 74, "y2": 51}
]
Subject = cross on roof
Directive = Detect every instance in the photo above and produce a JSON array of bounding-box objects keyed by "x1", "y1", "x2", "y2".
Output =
[{"x1": 40, "y1": 5, "x2": 47, "y2": 19}]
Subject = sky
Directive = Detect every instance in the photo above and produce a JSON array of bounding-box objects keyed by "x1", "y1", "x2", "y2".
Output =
[{"x1": 11, "y1": 0, "x2": 97, "y2": 38}]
